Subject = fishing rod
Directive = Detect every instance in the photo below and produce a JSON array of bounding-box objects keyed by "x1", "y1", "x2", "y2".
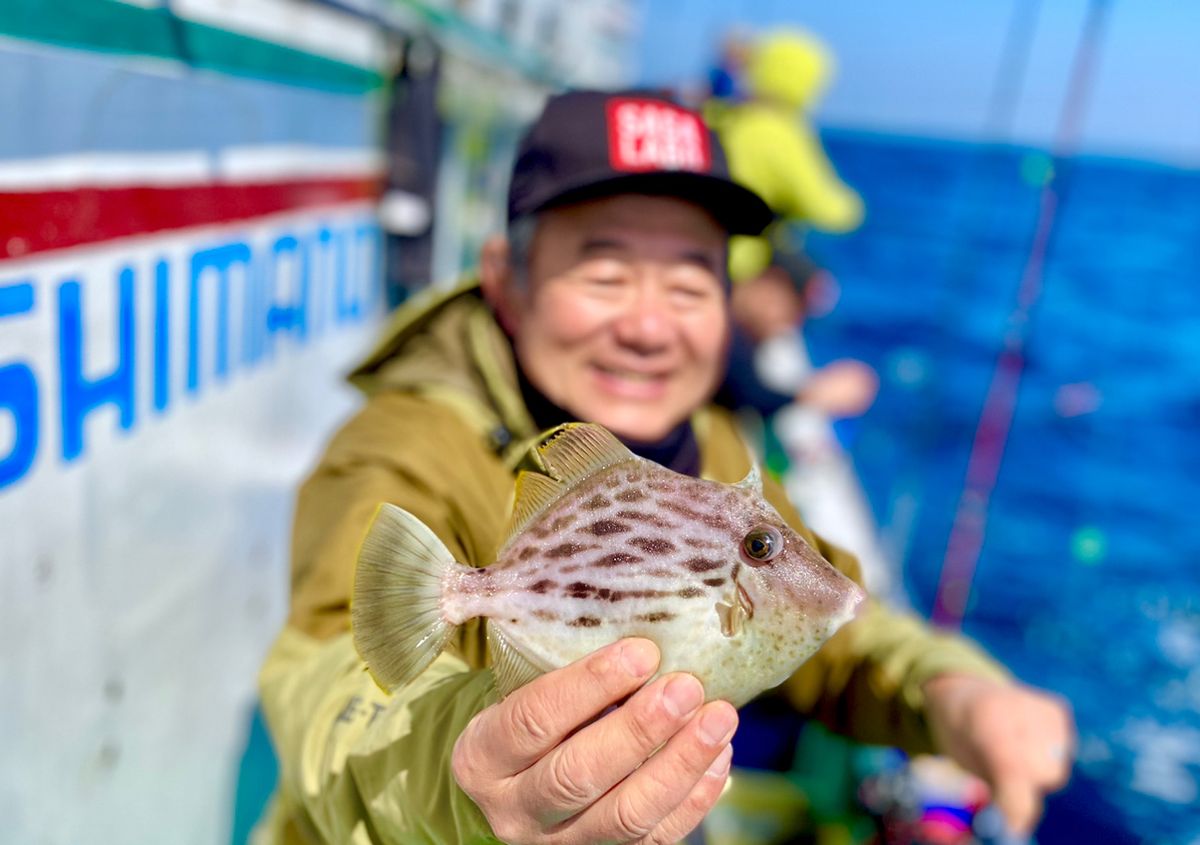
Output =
[
  {"x1": 931, "y1": 0, "x2": 1114, "y2": 628},
  {"x1": 874, "y1": 0, "x2": 1042, "y2": 598}
]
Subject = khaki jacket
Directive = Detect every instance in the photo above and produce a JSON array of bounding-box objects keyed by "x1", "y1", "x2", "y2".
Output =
[{"x1": 256, "y1": 282, "x2": 1006, "y2": 844}]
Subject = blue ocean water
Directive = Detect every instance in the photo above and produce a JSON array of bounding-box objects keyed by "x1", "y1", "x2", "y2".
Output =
[{"x1": 806, "y1": 130, "x2": 1200, "y2": 844}]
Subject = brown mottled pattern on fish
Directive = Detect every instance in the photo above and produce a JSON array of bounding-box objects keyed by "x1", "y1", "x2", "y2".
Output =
[{"x1": 355, "y1": 423, "x2": 864, "y2": 706}]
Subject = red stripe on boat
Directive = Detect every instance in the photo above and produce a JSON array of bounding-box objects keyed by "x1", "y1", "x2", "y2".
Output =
[{"x1": 0, "y1": 177, "x2": 382, "y2": 260}]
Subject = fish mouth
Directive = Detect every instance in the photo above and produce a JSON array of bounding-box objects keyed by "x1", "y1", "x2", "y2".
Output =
[
  {"x1": 847, "y1": 585, "x2": 867, "y2": 619},
  {"x1": 823, "y1": 566, "x2": 866, "y2": 623}
]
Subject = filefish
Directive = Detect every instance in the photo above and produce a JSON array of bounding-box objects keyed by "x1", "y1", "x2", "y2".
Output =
[{"x1": 352, "y1": 423, "x2": 865, "y2": 707}]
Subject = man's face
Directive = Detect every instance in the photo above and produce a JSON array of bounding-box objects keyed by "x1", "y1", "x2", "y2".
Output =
[{"x1": 494, "y1": 194, "x2": 730, "y2": 442}]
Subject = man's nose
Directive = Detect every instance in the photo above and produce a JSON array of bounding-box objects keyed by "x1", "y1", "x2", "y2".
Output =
[{"x1": 613, "y1": 285, "x2": 672, "y2": 352}]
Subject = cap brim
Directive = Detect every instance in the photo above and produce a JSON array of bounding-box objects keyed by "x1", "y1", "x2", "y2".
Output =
[{"x1": 524, "y1": 170, "x2": 775, "y2": 236}]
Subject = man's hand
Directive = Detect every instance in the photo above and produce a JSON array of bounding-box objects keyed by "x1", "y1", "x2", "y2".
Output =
[
  {"x1": 923, "y1": 674, "x2": 1075, "y2": 836},
  {"x1": 451, "y1": 638, "x2": 737, "y2": 845},
  {"x1": 796, "y1": 359, "x2": 878, "y2": 419}
]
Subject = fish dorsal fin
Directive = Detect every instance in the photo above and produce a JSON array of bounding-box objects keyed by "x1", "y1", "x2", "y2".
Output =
[
  {"x1": 496, "y1": 424, "x2": 636, "y2": 557},
  {"x1": 534, "y1": 423, "x2": 637, "y2": 485},
  {"x1": 487, "y1": 621, "x2": 547, "y2": 698},
  {"x1": 498, "y1": 470, "x2": 567, "y2": 555},
  {"x1": 734, "y1": 460, "x2": 762, "y2": 495}
]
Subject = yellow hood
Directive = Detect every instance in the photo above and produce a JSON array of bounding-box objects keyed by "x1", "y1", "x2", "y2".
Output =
[{"x1": 746, "y1": 30, "x2": 833, "y2": 110}]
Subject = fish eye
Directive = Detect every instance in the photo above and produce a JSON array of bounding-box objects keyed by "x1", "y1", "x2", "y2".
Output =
[{"x1": 741, "y1": 526, "x2": 783, "y2": 565}]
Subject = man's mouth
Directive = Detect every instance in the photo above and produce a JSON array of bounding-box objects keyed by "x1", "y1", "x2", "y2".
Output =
[
  {"x1": 590, "y1": 363, "x2": 670, "y2": 397},
  {"x1": 593, "y1": 364, "x2": 663, "y2": 382}
]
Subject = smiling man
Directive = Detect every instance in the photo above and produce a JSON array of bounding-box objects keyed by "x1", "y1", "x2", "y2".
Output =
[
  {"x1": 257, "y1": 90, "x2": 1073, "y2": 845},
  {"x1": 485, "y1": 193, "x2": 731, "y2": 445}
]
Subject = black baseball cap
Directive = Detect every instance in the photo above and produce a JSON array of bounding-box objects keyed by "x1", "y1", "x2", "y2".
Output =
[{"x1": 507, "y1": 89, "x2": 774, "y2": 236}]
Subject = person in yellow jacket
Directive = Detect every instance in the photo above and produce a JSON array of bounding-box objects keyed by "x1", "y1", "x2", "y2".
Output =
[
  {"x1": 716, "y1": 30, "x2": 864, "y2": 284},
  {"x1": 255, "y1": 90, "x2": 1073, "y2": 845}
]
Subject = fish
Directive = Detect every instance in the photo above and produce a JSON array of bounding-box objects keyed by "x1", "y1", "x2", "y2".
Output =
[{"x1": 351, "y1": 422, "x2": 865, "y2": 707}]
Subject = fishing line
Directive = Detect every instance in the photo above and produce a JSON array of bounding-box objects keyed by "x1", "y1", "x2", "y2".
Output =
[
  {"x1": 877, "y1": 0, "x2": 1042, "y2": 600},
  {"x1": 984, "y1": 0, "x2": 1043, "y2": 139},
  {"x1": 931, "y1": 0, "x2": 1114, "y2": 628}
]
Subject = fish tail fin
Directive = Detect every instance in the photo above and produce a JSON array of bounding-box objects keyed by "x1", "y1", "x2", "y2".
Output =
[{"x1": 352, "y1": 503, "x2": 460, "y2": 692}]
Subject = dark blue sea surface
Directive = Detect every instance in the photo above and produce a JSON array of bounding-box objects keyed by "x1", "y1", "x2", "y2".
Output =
[{"x1": 806, "y1": 130, "x2": 1200, "y2": 845}]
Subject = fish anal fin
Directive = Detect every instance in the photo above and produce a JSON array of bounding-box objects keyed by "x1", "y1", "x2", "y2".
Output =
[
  {"x1": 535, "y1": 423, "x2": 636, "y2": 487},
  {"x1": 487, "y1": 621, "x2": 547, "y2": 698}
]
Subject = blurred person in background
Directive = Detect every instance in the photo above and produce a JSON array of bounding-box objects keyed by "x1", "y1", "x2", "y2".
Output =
[
  {"x1": 707, "y1": 30, "x2": 750, "y2": 102},
  {"x1": 255, "y1": 90, "x2": 1072, "y2": 845},
  {"x1": 720, "y1": 248, "x2": 878, "y2": 423},
  {"x1": 708, "y1": 29, "x2": 878, "y2": 465},
  {"x1": 709, "y1": 29, "x2": 883, "y2": 630},
  {"x1": 713, "y1": 29, "x2": 864, "y2": 286},
  {"x1": 701, "y1": 28, "x2": 752, "y2": 115}
]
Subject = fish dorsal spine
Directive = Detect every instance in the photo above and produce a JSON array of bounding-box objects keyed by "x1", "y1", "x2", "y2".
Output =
[
  {"x1": 734, "y1": 460, "x2": 762, "y2": 495},
  {"x1": 536, "y1": 423, "x2": 638, "y2": 485}
]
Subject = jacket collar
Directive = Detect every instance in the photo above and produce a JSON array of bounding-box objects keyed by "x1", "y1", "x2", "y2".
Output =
[
  {"x1": 348, "y1": 279, "x2": 537, "y2": 461},
  {"x1": 348, "y1": 277, "x2": 725, "y2": 474}
]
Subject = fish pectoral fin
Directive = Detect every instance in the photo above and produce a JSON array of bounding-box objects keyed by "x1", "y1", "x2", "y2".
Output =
[
  {"x1": 487, "y1": 621, "x2": 548, "y2": 698},
  {"x1": 715, "y1": 599, "x2": 747, "y2": 637}
]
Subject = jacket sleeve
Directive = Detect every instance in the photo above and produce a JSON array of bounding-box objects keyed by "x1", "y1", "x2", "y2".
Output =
[
  {"x1": 774, "y1": 491, "x2": 1011, "y2": 755},
  {"x1": 702, "y1": 408, "x2": 1009, "y2": 755},
  {"x1": 287, "y1": 391, "x2": 510, "y2": 648},
  {"x1": 259, "y1": 628, "x2": 502, "y2": 845},
  {"x1": 261, "y1": 392, "x2": 514, "y2": 843}
]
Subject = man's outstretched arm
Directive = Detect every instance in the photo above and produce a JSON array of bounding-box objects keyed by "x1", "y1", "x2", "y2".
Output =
[{"x1": 261, "y1": 630, "x2": 737, "y2": 845}]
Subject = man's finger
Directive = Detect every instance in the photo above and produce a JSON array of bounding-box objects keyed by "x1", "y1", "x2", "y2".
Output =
[
  {"x1": 528, "y1": 673, "x2": 707, "y2": 823},
  {"x1": 467, "y1": 638, "x2": 660, "y2": 777},
  {"x1": 991, "y1": 779, "x2": 1043, "y2": 837},
  {"x1": 1039, "y1": 709, "x2": 1077, "y2": 789},
  {"x1": 561, "y1": 700, "x2": 737, "y2": 844},
  {"x1": 636, "y1": 744, "x2": 733, "y2": 845},
  {"x1": 1029, "y1": 741, "x2": 1073, "y2": 790}
]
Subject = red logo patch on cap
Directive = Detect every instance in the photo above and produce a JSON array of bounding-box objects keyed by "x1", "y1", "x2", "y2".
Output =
[{"x1": 606, "y1": 98, "x2": 712, "y2": 174}]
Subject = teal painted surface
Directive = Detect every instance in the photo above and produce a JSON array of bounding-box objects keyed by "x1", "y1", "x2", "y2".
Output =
[
  {"x1": 0, "y1": 0, "x2": 384, "y2": 92},
  {"x1": 229, "y1": 704, "x2": 279, "y2": 845}
]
